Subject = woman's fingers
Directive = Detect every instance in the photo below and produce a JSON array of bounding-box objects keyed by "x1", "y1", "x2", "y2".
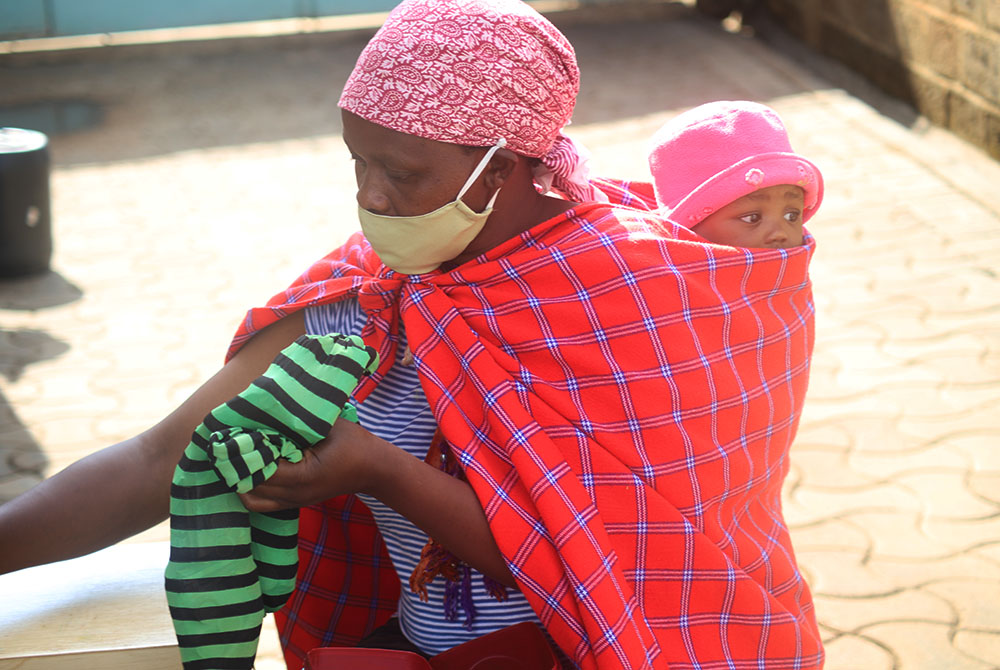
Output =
[
  {"x1": 238, "y1": 418, "x2": 381, "y2": 512},
  {"x1": 238, "y1": 490, "x2": 292, "y2": 513},
  {"x1": 238, "y1": 464, "x2": 305, "y2": 512},
  {"x1": 239, "y1": 455, "x2": 323, "y2": 511}
]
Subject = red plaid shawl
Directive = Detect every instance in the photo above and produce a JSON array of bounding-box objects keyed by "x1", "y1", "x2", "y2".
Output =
[{"x1": 227, "y1": 189, "x2": 822, "y2": 670}]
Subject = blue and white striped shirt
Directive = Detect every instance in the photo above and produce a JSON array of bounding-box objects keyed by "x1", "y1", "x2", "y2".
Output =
[{"x1": 305, "y1": 299, "x2": 539, "y2": 655}]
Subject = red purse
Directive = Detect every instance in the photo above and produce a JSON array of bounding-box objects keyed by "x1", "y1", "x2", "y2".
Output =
[{"x1": 304, "y1": 622, "x2": 559, "y2": 670}]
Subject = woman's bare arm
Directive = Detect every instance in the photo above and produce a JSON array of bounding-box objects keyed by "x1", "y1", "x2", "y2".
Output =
[
  {"x1": 0, "y1": 312, "x2": 306, "y2": 575},
  {"x1": 1, "y1": 307, "x2": 514, "y2": 588}
]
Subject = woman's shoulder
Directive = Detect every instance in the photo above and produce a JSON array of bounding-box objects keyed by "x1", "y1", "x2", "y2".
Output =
[{"x1": 589, "y1": 177, "x2": 658, "y2": 211}]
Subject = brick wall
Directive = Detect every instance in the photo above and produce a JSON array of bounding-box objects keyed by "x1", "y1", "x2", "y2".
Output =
[{"x1": 762, "y1": 0, "x2": 1000, "y2": 159}]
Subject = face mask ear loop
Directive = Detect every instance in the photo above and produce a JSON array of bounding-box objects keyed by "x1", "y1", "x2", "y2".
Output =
[{"x1": 456, "y1": 137, "x2": 507, "y2": 201}]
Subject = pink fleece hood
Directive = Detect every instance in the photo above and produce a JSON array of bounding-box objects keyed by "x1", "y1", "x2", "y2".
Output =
[{"x1": 647, "y1": 100, "x2": 823, "y2": 228}]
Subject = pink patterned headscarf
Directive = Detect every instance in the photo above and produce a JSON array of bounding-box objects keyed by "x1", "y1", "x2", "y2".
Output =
[{"x1": 339, "y1": 0, "x2": 600, "y2": 202}]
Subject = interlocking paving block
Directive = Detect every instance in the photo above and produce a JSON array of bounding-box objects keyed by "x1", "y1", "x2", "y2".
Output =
[
  {"x1": 968, "y1": 472, "x2": 1000, "y2": 506},
  {"x1": 878, "y1": 331, "x2": 994, "y2": 366},
  {"x1": 801, "y1": 414, "x2": 915, "y2": 454},
  {"x1": 945, "y1": 235, "x2": 1000, "y2": 264},
  {"x1": 830, "y1": 348, "x2": 945, "y2": 392},
  {"x1": 864, "y1": 553, "x2": 1000, "y2": 594},
  {"x1": 794, "y1": 420, "x2": 856, "y2": 450},
  {"x1": 786, "y1": 517, "x2": 873, "y2": 552},
  {"x1": 799, "y1": 360, "x2": 857, "y2": 403},
  {"x1": 943, "y1": 433, "x2": 1000, "y2": 472},
  {"x1": 820, "y1": 631, "x2": 895, "y2": 670},
  {"x1": 839, "y1": 510, "x2": 950, "y2": 560},
  {"x1": 898, "y1": 416, "x2": 1000, "y2": 449},
  {"x1": 790, "y1": 482, "x2": 922, "y2": 522},
  {"x1": 30, "y1": 415, "x2": 108, "y2": 458},
  {"x1": 847, "y1": 442, "x2": 971, "y2": 481},
  {"x1": 899, "y1": 271, "x2": 1000, "y2": 316},
  {"x1": 894, "y1": 471, "x2": 1000, "y2": 519},
  {"x1": 787, "y1": 446, "x2": 877, "y2": 491},
  {"x1": 921, "y1": 516, "x2": 1000, "y2": 557},
  {"x1": 953, "y1": 630, "x2": 1000, "y2": 669},
  {"x1": 812, "y1": 588, "x2": 953, "y2": 633},
  {"x1": 923, "y1": 579, "x2": 1000, "y2": 631},
  {"x1": 797, "y1": 549, "x2": 900, "y2": 597},
  {"x1": 968, "y1": 543, "x2": 1000, "y2": 567},
  {"x1": 875, "y1": 384, "x2": 1000, "y2": 423},
  {"x1": 859, "y1": 620, "x2": 997, "y2": 670}
]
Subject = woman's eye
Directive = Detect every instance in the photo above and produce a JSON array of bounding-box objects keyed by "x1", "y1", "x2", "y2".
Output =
[
  {"x1": 784, "y1": 210, "x2": 801, "y2": 223},
  {"x1": 739, "y1": 212, "x2": 761, "y2": 225},
  {"x1": 387, "y1": 171, "x2": 412, "y2": 182}
]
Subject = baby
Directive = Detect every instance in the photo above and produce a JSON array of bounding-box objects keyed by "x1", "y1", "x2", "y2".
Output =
[{"x1": 647, "y1": 100, "x2": 823, "y2": 249}]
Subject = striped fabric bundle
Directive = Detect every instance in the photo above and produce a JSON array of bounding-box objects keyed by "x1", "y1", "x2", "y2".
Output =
[
  {"x1": 166, "y1": 333, "x2": 378, "y2": 670},
  {"x1": 228, "y1": 191, "x2": 824, "y2": 669}
]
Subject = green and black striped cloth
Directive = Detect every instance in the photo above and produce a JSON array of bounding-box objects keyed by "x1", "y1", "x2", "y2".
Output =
[{"x1": 165, "y1": 333, "x2": 378, "y2": 670}]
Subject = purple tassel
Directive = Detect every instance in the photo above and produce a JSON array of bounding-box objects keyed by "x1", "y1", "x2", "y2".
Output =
[
  {"x1": 460, "y1": 565, "x2": 477, "y2": 629},
  {"x1": 442, "y1": 565, "x2": 479, "y2": 630},
  {"x1": 482, "y1": 575, "x2": 509, "y2": 602},
  {"x1": 443, "y1": 579, "x2": 459, "y2": 623}
]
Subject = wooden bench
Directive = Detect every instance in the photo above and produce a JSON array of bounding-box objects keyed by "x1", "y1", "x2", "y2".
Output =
[{"x1": 0, "y1": 541, "x2": 182, "y2": 669}]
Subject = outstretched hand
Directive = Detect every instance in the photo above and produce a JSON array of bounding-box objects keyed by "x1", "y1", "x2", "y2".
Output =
[{"x1": 238, "y1": 418, "x2": 382, "y2": 513}]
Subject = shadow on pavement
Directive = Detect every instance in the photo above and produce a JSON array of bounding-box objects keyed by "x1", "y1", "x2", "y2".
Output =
[
  {"x1": 0, "y1": 271, "x2": 83, "y2": 310},
  {"x1": 0, "y1": 277, "x2": 76, "y2": 499},
  {"x1": 0, "y1": 327, "x2": 68, "y2": 503}
]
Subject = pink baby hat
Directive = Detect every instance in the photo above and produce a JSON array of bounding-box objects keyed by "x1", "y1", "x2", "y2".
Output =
[{"x1": 647, "y1": 100, "x2": 823, "y2": 228}]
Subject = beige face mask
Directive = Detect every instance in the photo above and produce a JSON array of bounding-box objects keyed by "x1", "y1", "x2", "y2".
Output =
[{"x1": 358, "y1": 138, "x2": 506, "y2": 275}]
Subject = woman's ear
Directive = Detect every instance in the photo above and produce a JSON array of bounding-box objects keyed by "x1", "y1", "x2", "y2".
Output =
[{"x1": 483, "y1": 148, "x2": 519, "y2": 191}]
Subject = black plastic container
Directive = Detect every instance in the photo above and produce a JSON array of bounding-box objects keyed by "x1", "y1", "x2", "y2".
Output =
[{"x1": 0, "y1": 128, "x2": 52, "y2": 277}]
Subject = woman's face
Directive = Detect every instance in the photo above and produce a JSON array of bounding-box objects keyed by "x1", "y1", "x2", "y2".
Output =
[{"x1": 342, "y1": 110, "x2": 489, "y2": 218}]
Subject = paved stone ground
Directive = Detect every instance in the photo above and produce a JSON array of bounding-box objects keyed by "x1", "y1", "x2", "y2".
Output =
[{"x1": 2, "y1": 5, "x2": 999, "y2": 669}]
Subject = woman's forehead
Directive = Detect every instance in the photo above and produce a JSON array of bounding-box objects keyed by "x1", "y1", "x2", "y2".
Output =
[
  {"x1": 342, "y1": 110, "x2": 480, "y2": 173},
  {"x1": 344, "y1": 112, "x2": 455, "y2": 150}
]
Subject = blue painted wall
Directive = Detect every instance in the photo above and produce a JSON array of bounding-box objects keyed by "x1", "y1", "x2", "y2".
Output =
[
  {"x1": 0, "y1": 1, "x2": 47, "y2": 38},
  {"x1": 0, "y1": 0, "x2": 402, "y2": 40}
]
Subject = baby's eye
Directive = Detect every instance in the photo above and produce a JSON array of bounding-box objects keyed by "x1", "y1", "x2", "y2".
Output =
[
  {"x1": 739, "y1": 212, "x2": 762, "y2": 225},
  {"x1": 784, "y1": 210, "x2": 801, "y2": 223}
]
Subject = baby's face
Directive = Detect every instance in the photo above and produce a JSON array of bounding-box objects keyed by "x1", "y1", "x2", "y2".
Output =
[{"x1": 692, "y1": 184, "x2": 806, "y2": 249}]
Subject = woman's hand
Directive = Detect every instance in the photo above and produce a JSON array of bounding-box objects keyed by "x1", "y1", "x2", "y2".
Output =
[
  {"x1": 239, "y1": 413, "x2": 516, "y2": 587},
  {"x1": 238, "y1": 418, "x2": 383, "y2": 513}
]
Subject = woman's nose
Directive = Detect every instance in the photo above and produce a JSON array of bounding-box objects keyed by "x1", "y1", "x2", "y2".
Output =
[{"x1": 356, "y1": 173, "x2": 391, "y2": 215}]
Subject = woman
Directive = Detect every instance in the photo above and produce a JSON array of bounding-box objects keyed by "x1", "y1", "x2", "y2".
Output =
[{"x1": 0, "y1": 1, "x2": 823, "y2": 668}]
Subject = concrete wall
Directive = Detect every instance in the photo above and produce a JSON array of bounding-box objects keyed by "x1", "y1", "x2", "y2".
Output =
[{"x1": 762, "y1": 0, "x2": 1000, "y2": 160}]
